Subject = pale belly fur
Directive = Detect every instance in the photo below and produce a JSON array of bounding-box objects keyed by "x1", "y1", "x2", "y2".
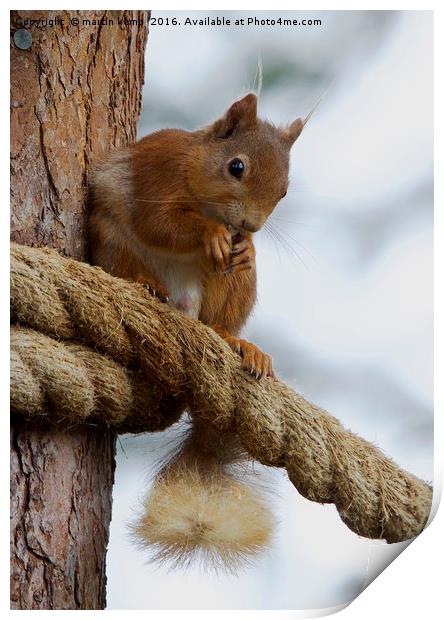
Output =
[{"x1": 144, "y1": 251, "x2": 203, "y2": 319}]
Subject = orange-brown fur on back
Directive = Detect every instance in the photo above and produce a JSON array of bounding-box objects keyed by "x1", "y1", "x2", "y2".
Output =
[{"x1": 89, "y1": 93, "x2": 304, "y2": 570}]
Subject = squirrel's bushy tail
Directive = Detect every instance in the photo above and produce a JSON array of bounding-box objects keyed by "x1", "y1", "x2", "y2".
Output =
[{"x1": 132, "y1": 417, "x2": 274, "y2": 572}]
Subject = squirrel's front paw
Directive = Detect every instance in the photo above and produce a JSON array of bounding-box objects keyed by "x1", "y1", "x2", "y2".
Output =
[
  {"x1": 225, "y1": 336, "x2": 274, "y2": 379},
  {"x1": 136, "y1": 276, "x2": 170, "y2": 303},
  {"x1": 142, "y1": 282, "x2": 169, "y2": 303},
  {"x1": 204, "y1": 224, "x2": 232, "y2": 273},
  {"x1": 226, "y1": 236, "x2": 255, "y2": 274}
]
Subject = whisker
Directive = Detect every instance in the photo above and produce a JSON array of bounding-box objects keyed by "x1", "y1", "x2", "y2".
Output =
[
  {"x1": 283, "y1": 188, "x2": 303, "y2": 194},
  {"x1": 133, "y1": 198, "x2": 233, "y2": 208},
  {"x1": 134, "y1": 198, "x2": 197, "y2": 204},
  {"x1": 271, "y1": 215, "x2": 318, "y2": 228},
  {"x1": 266, "y1": 221, "x2": 308, "y2": 269},
  {"x1": 271, "y1": 221, "x2": 319, "y2": 266},
  {"x1": 273, "y1": 226, "x2": 319, "y2": 265},
  {"x1": 265, "y1": 221, "x2": 295, "y2": 266},
  {"x1": 263, "y1": 221, "x2": 283, "y2": 264}
]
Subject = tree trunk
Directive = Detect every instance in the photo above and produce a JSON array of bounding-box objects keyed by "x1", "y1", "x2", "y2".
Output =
[{"x1": 10, "y1": 10, "x2": 149, "y2": 609}]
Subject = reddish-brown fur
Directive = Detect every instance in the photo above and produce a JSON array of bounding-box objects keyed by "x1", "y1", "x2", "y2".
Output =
[{"x1": 89, "y1": 93, "x2": 303, "y2": 377}]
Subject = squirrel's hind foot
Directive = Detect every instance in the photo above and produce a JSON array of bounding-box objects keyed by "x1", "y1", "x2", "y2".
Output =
[{"x1": 222, "y1": 334, "x2": 275, "y2": 380}]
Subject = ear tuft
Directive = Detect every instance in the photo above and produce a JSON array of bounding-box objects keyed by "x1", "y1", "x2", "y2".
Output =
[
  {"x1": 210, "y1": 93, "x2": 258, "y2": 139},
  {"x1": 282, "y1": 118, "x2": 304, "y2": 147}
]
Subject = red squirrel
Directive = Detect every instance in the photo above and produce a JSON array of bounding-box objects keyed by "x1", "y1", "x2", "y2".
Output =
[{"x1": 89, "y1": 93, "x2": 305, "y2": 569}]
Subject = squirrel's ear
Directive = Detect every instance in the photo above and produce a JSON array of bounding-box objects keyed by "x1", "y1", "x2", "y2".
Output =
[
  {"x1": 210, "y1": 93, "x2": 258, "y2": 139},
  {"x1": 281, "y1": 118, "x2": 304, "y2": 147}
]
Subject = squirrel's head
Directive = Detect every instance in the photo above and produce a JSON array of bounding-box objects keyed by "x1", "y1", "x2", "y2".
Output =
[{"x1": 186, "y1": 93, "x2": 304, "y2": 234}]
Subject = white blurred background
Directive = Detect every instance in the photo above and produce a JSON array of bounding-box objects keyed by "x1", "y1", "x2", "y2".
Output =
[{"x1": 106, "y1": 10, "x2": 433, "y2": 611}]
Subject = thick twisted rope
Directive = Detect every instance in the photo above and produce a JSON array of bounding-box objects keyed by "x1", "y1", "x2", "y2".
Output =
[
  {"x1": 10, "y1": 243, "x2": 432, "y2": 543},
  {"x1": 11, "y1": 326, "x2": 183, "y2": 433}
]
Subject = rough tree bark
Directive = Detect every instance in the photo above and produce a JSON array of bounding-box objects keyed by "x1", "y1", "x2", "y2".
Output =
[{"x1": 10, "y1": 10, "x2": 149, "y2": 609}]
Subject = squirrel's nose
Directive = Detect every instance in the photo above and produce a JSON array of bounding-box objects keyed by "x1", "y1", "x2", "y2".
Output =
[{"x1": 241, "y1": 219, "x2": 260, "y2": 233}]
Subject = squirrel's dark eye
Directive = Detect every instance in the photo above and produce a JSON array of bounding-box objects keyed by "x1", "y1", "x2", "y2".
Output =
[{"x1": 228, "y1": 158, "x2": 244, "y2": 178}]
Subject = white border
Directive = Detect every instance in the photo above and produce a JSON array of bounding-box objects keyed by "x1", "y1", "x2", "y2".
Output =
[{"x1": 3, "y1": 2, "x2": 441, "y2": 617}]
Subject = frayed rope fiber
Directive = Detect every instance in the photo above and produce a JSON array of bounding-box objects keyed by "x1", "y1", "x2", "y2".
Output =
[{"x1": 10, "y1": 243, "x2": 432, "y2": 543}]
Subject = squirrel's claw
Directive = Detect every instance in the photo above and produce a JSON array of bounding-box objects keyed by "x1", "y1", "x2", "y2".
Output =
[
  {"x1": 142, "y1": 282, "x2": 170, "y2": 304},
  {"x1": 227, "y1": 238, "x2": 255, "y2": 274},
  {"x1": 222, "y1": 334, "x2": 274, "y2": 379}
]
